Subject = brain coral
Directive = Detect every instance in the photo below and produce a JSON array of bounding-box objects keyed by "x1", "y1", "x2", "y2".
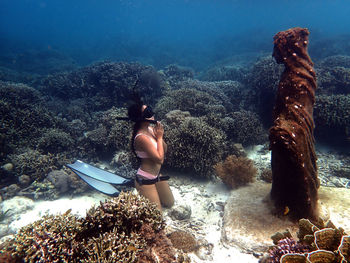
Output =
[{"x1": 164, "y1": 116, "x2": 226, "y2": 177}]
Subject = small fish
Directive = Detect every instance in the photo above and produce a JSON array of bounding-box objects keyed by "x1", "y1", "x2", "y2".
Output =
[
  {"x1": 63, "y1": 209, "x2": 72, "y2": 216},
  {"x1": 283, "y1": 206, "x2": 290, "y2": 216},
  {"x1": 127, "y1": 245, "x2": 137, "y2": 252}
]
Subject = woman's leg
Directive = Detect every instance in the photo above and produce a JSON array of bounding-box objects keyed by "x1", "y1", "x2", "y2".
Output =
[
  {"x1": 135, "y1": 180, "x2": 162, "y2": 210},
  {"x1": 155, "y1": 178, "x2": 174, "y2": 208}
]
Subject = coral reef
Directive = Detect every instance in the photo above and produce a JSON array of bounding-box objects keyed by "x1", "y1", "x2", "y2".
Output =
[
  {"x1": 266, "y1": 218, "x2": 349, "y2": 263},
  {"x1": 269, "y1": 27, "x2": 319, "y2": 220},
  {"x1": 316, "y1": 66, "x2": 350, "y2": 95},
  {"x1": 160, "y1": 64, "x2": 194, "y2": 86},
  {"x1": 8, "y1": 149, "x2": 65, "y2": 183},
  {"x1": 200, "y1": 65, "x2": 247, "y2": 82},
  {"x1": 3, "y1": 209, "x2": 83, "y2": 262},
  {"x1": 40, "y1": 62, "x2": 164, "y2": 110},
  {"x1": 219, "y1": 110, "x2": 267, "y2": 146},
  {"x1": 164, "y1": 116, "x2": 226, "y2": 177},
  {"x1": 268, "y1": 237, "x2": 310, "y2": 263},
  {"x1": 155, "y1": 87, "x2": 226, "y2": 120},
  {"x1": 214, "y1": 155, "x2": 257, "y2": 189},
  {"x1": 37, "y1": 128, "x2": 75, "y2": 154},
  {"x1": 314, "y1": 94, "x2": 350, "y2": 143},
  {"x1": 0, "y1": 81, "x2": 59, "y2": 154},
  {"x1": 246, "y1": 56, "x2": 284, "y2": 126},
  {"x1": 78, "y1": 192, "x2": 165, "y2": 240},
  {"x1": 0, "y1": 192, "x2": 180, "y2": 263}
]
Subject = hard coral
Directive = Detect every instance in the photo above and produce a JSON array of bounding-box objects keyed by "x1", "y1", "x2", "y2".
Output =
[
  {"x1": 0, "y1": 192, "x2": 177, "y2": 263},
  {"x1": 40, "y1": 62, "x2": 164, "y2": 110},
  {"x1": 268, "y1": 237, "x2": 310, "y2": 263},
  {"x1": 267, "y1": 218, "x2": 349, "y2": 263},
  {"x1": 3, "y1": 210, "x2": 83, "y2": 263},
  {"x1": 165, "y1": 117, "x2": 226, "y2": 177},
  {"x1": 78, "y1": 192, "x2": 165, "y2": 241},
  {"x1": 214, "y1": 155, "x2": 257, "y2": 189}
]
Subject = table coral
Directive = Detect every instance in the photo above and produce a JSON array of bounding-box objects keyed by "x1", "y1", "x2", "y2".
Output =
[{"x1": 269, "y1": 27, "x2": 319, "y2": 221}]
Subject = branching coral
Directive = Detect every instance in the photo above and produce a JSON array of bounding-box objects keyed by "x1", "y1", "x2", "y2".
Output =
[
  {"x1": 40, "y1": 62, "x2": 164, "y2": 110},
  {"x1": 0, "y1": 192, "x2": 179, "y2": 263},
  {"x1": 78, "y1": 192, "x2": 165, "y2": 241},
  {"x1": 165, "y1": 116, "x2": 226, "y2": 177},
  {"x1": 3, "y1": 210, "x2": 83, "y2": 262},
  {"x1": 37, "y1": 128, "x2": 74, "y2": 154},
  {"x1": 214, "y1": 155, "x2": 257, "y2": 189},
  {"x1": 9, "y1": 149, "x2": 65, "y2": 182}
]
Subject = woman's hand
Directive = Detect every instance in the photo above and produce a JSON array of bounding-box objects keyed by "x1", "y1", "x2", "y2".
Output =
[{"x1": 153, "y1": 121, "x2": 164, "y2": 140}]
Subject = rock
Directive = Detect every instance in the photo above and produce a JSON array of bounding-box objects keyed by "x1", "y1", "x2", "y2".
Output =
[
  {"x1": 168, "y1": 205, "x2": 191, "y2": 220},
  {"x1": 1, "y1": 163, "x2": 13, "y2": 171},
  {"x1": 18, "y1": 174, "x2": 31, "y2": 186}
]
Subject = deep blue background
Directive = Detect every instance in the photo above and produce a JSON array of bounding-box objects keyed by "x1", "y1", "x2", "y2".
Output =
[{"x1": 1, "y1": 0, "x2": 349, "y2": 71}]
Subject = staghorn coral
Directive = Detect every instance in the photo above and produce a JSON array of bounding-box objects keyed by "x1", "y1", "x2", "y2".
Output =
[
  {"x1": 78, "y1": 192, "x2": 165, "y2": 241},
  {"x1": 165, "y1": 116, "x2": 226, "y2": 177},
  {"x1": 269, "y1": 27, "x2": 319, "y2": 221},
  {"x1": 82, "y1": 229, "x2": 145, "y2": 263},
  {"x1": 0, "y1": 192, "x2": 181, "y2": 263},
  {"x1": 214, "y1": 155, "x2": 257, "y2": 189},
  {"x1": 2, "y1": 210, "x2": 83, "y2": 263}
]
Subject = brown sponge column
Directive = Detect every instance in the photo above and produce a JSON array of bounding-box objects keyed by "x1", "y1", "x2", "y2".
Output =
[{"x1": 269, "y1": 27, "x2": 319, "y2": 221}]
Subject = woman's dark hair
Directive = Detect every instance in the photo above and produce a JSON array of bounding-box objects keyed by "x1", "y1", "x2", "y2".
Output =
[{"x1": 128, "y1": 103, "x2": 143, "y2": 156}]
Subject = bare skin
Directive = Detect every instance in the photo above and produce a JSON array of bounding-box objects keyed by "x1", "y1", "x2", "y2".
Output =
[{"x1": 134, "y1": 105, "x2": 174, "y2": 210}]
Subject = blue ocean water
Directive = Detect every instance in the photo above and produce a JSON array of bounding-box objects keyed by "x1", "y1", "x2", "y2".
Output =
[{"x1": 1, "y1": 0, "x2": 350, "y2": 70}]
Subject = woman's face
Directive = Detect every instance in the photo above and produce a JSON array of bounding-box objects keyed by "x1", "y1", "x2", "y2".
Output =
[{"x1": 142, "y1": 105, "x2": 155, "y2": 120}]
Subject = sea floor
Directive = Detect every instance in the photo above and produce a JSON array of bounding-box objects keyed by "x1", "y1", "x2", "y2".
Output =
[{"x1": 1, "y1": 145, "x2": 349, "y2": 263}]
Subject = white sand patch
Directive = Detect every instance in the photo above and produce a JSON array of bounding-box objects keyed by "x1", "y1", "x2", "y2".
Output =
[{"x1": 7, "y1": 192, "x2": 106, "y2": 233}]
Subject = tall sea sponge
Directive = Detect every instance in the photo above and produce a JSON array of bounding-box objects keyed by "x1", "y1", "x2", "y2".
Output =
[{"x1": 214, "y1": 155, "x2": 257, "y2": 189}]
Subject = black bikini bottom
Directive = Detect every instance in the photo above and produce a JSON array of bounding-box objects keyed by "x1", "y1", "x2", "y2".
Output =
[{"x1": 135, "y1": 175, "x2": 170, "y2": 185}]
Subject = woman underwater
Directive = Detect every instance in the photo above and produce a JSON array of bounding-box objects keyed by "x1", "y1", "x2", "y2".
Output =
[{"x1": 128, "y1": 103, "x2": 174, "y2": 210}]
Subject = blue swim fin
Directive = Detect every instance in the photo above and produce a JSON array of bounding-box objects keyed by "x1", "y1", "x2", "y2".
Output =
[{"x1": 67, "y1": 160, "x2": 134, "y2": 196}]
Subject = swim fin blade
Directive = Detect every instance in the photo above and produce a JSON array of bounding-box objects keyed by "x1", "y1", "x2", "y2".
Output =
[{"x1": 67, "y1": 160, "x2": 134, "y2": 196}]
